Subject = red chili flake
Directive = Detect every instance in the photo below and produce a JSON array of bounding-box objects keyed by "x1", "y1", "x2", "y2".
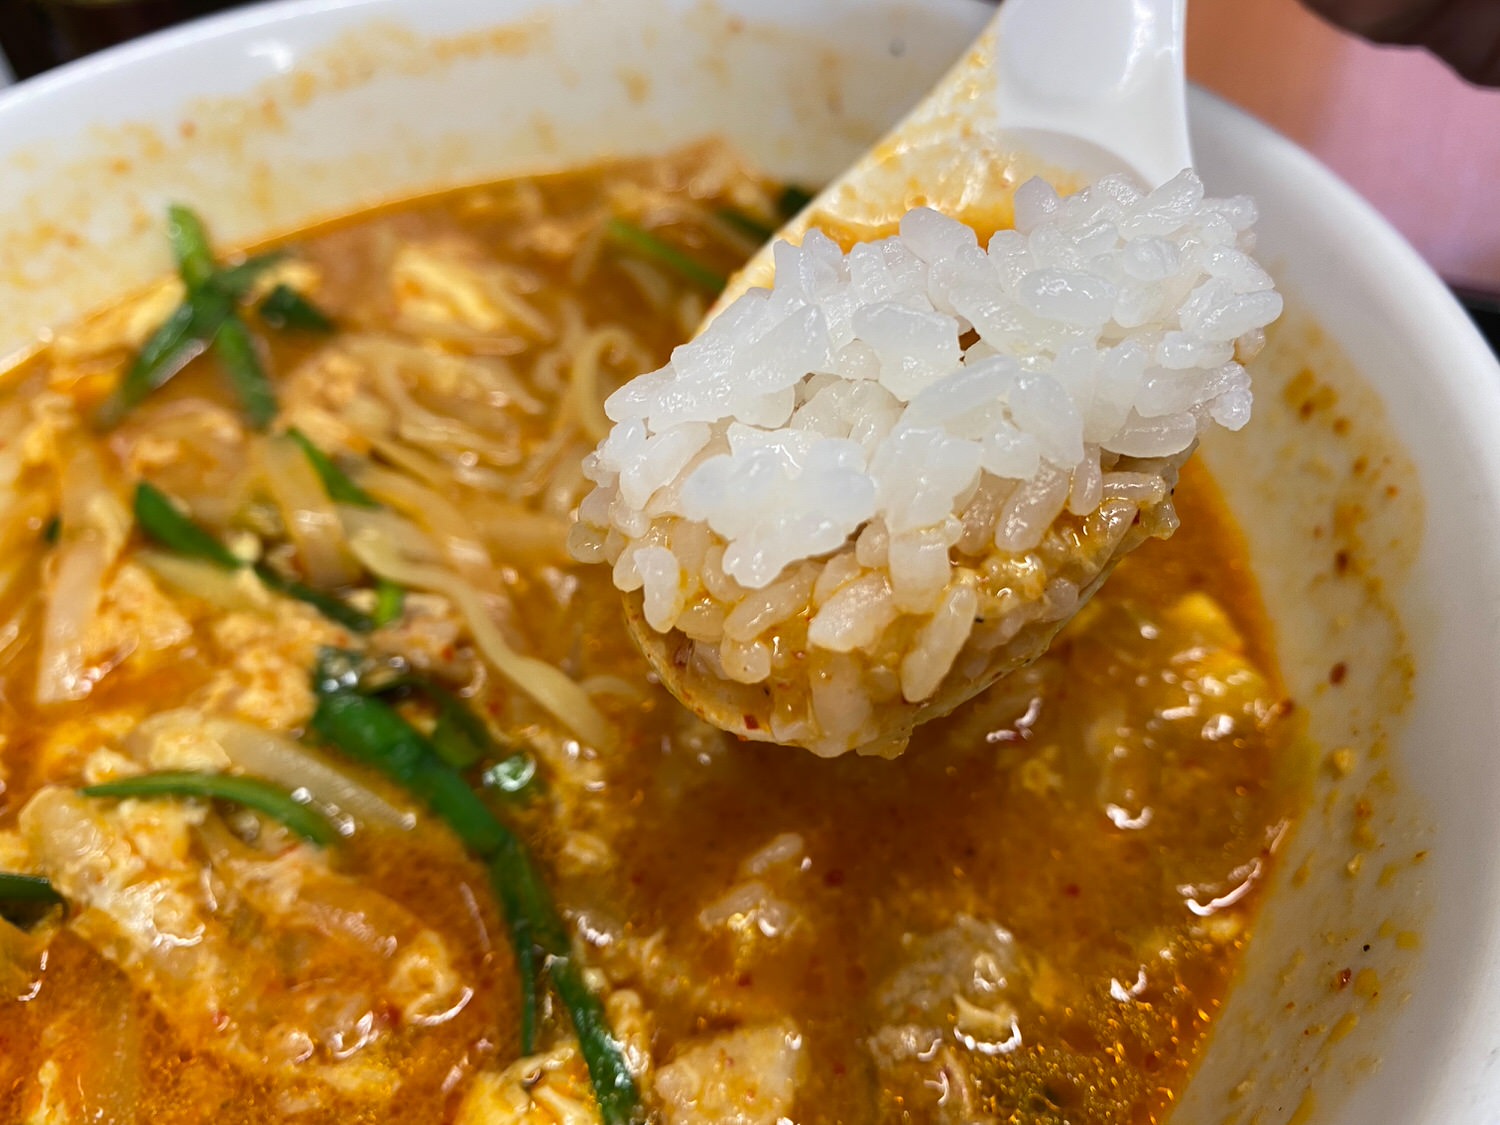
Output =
[
  {"x1": 1334, "y1": 968, "x2": 1353, "y2": 990},
  {"x1": 1063, "y1": 883, "x2": 1081, "y2": 898},
  {"x1": 743, "y1": 714, "x2": 760, "y2": 731},
  {"x1": 1330, "y1": 662, "x2": 1348, "y2": 685},
  {"x1": 737, "y1": 973, "x2": 753, "y2": 988},
  {"x1": 1334, "y1": 550, "x2": 1352, "y2": 576},
  {"x1": 823, "y1": 868, "x2": 845, "y2": 888}
]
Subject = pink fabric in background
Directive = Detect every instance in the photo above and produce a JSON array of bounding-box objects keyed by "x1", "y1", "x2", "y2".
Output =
[{"x1": 1189, "y1": 0, "x2": 1500, "y2": 290}]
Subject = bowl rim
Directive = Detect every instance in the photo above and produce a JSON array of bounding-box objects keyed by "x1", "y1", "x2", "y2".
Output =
[
  {"x1": 3, "y1": 0, "x2": 1491, "y2": 378},
  {"x1": 1190, "y1": 84, "x2": 1500, "y2": 383},
  {"x1": 1186, "y1": 83, "x2": 1500, "y2": 1122},
  {"x1": 3, "y1": 2, "x2": 1500, "y2": 1122},
  {"x1": 0, "y1": 0, "x2": 369, "y2": 112}
]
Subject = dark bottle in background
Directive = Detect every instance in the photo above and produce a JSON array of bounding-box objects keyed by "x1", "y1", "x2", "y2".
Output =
[{"x1": 0, "y1": 0, "x2": 255, "y2": 80}]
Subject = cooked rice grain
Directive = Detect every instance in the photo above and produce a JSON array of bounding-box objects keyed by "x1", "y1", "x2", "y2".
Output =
[{"x1": 571, "y1": 171, "x2": 1281, "y2": 755}]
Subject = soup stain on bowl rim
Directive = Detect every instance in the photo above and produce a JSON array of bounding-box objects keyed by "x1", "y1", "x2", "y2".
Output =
[{"x1": 0, "y1": 0, "x2": 985, "y2": 364}]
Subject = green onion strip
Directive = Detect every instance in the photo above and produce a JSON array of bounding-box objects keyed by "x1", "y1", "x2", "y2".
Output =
[
  {"x1": 82, "y1": 771, "x2": 338, "y2": 846},
  {"x1": 310, "y1": 673, "x2": 639, "y2": 1124},
  {"x1": 133, "y1": 481, "x2": 373, "y2": 632}
]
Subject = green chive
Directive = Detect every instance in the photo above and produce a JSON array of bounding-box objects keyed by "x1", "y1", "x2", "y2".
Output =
[
  {"x1": 252, "y1": 563, "x2": 374, "y2": 634},
  {"x1": 212, "y1": 314, "x2": 277, "y2": 431},
  {"x1": 259, "y1": 284, "x2": 335, "y2": 333},
  {"x1": 310, "y1": 674, "x2": 639, "y2": 1123},
  {"x1": 133, "y1": 482, "x2": 241, "y2": 569},
  {"x1": 372, "y1": 580, "x2": 405, "y2": 628},
  {"x1": 135, "y1": 483, "x2": 372, "y2": 632},
  {"x1": 0, "y1": 872, "x2": 65, "y2": 928},
  {"x1": 777, "y1": 184, "x2": 815, "y2": 219},
  {"x1": 430, "y1": 708, "x2": 487, "y2": 770},
  {"x1": 412, "y1": 683, "x2": 508, "y2": 770},
  {"x1": 716, "y1": 207, "x2": 776, "y2": 243},
  {"x1": 82, "y1": 771, "x2": 337, "y2": 846},
  {"x1": 213, "y1": 251, "x2": 287, "y2": 300},
  {"x1": 166, "y1": 204, "x2": 218, "y2": 292},
  {"x1": 605, "y1": 218, "x2": 725, "y2": 294},
  {"x1": 104, "y1": 208, "x2": 288, "y2": 429},
  {"x1": 286, "y1": 428, "x2": 378, "y2": 509},
  {"x1": 514, "y1": 933, "x2": 540, "y2": 1055},
  {"x1": 0, "y1": 872, "x2": 62, "y2": 905},
  {"x1": 41, "y1": 517, "x2": 60, "y2": 545},
  {"x1": 550, "y1": 954, "x2": 641, "y2": 1124},
  {"x1": 96, "y1": 300, "x2": 216, "y2": 428},
  {"x1": 310, "y1": 689, "x2": 508, "y2": 856},
  {"x1": 322, "y1": 651, "x2": 521, "y2": 772},
  {"x1": 313, "y1": 646, "x2": 368, "y2": 695}
]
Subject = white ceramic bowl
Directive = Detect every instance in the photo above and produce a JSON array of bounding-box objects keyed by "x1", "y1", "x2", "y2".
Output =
[{"x1": 2, "y1": 2, "x2": 1498, "y2": 1121}]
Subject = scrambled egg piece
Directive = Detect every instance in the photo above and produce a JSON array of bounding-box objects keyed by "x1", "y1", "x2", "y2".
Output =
[
  {"x1": 654, "y1": 1021, "x2": 807, "y2": 1125},
  {"x1": 82, "y1": 562, "x2": 193, "y2": 673},
  {"x1": 17, "y1": 759, "x2": 469, "y2": 1108},
  {"x1": 194, "y1": 608, "x2": 348, "y2": 730},
  {"x1": 456, "y1": 1046, "x2": 600, "y2": 1125},
  {"x1": 391, "y1": 242, "x2": 552, "y2": 341}
]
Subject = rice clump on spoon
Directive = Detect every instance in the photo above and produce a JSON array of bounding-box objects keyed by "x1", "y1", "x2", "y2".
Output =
[{"x1": 569, "y1": 170, "x2": 1283, "y2": 757}]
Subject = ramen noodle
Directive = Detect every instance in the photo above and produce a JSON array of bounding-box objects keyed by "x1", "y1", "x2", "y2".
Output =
[{"x1": 0, "y1": 144, "x2": 1297, "y2": 1124}]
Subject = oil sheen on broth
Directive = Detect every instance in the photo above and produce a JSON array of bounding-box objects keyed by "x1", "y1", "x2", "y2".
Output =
[{"x1": 0, "y1": 145, "x2": 1299, "y2": 1124}]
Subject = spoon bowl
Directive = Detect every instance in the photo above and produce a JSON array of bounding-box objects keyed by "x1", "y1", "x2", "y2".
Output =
[
  {"x1": 623, "y1": 504, "x2": 1171, "y2": 755},
  {"x1": 624, "y1": 0, "x2": 1202, "y2": 754},
  {"x1": 704, "y1": 0, "x2": 1191, "y2": 314},
  {"x1": 995, "y1": 0, "x2": 1191, "y2": 189}
]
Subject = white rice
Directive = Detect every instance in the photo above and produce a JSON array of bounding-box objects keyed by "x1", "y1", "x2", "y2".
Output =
[{"x1": 570, "y1": 170, "x2": 1281, "y2": 756}]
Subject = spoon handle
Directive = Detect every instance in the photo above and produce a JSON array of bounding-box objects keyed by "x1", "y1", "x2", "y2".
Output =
[
  {"x1": 707, "y1": 0, "x2": 1193, "y2": 315},
  {"x1": 994, "y1": 0, "x2": 1192, "y2": 187}
]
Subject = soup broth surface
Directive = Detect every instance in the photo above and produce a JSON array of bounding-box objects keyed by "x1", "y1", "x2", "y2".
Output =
[{"x1": 0, "y1": 145, "x2": 1298, "y2": 1124}]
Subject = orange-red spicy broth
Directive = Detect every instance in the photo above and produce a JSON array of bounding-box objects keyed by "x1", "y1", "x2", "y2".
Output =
[{"x1": 0, "y1": 143, "x2": 1300, "y2": 1123}]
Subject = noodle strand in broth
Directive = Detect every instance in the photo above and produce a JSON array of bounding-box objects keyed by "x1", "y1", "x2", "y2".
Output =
[{"x1": 0, "y1": 143, "x2": 1299, "y2": 1125}]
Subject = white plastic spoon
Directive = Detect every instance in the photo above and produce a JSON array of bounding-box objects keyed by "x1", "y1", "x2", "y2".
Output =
[
  {"x1": 710, "y1": 0, "x2": 1191, "y2": 312},
  {"x1": 618, "y1": 0, "x2": 1215, "y2": 754}
]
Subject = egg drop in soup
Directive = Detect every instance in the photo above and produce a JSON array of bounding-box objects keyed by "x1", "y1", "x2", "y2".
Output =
[{"x1": 0, "y1": 144, "x2": 1300, "y2": 1124}]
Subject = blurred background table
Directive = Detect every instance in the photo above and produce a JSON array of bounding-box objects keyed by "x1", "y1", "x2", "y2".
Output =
[{"x1": 1, "y1": 0, "x2": 1497, "y2": 341}]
